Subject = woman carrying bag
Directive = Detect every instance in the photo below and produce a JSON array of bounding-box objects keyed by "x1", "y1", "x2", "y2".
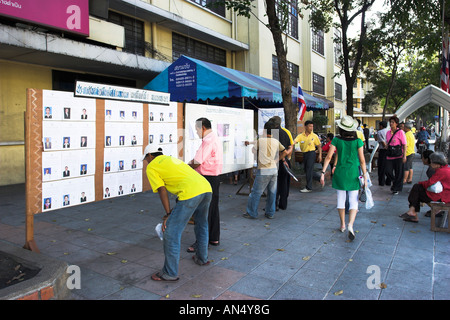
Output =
[
  {"x1": 385, "y1": 116, "x2": 407, "y2": 195},
  {"x1": 321, "y1": 115, "x2": 367, "y2": 241}
]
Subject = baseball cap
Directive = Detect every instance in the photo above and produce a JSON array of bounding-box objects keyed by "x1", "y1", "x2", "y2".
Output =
[{"x1": 141, "y1": 144, "x2": 162, "y2": 161}]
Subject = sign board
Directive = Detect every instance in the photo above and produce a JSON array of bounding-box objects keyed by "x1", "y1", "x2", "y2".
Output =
[{"x1": 0, "y1": 0, "x2": 89, "y2": 36}]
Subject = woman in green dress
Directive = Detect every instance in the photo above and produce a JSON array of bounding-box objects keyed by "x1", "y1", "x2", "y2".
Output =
[{"x1": 320, "y1": 115, "x2": 367, "y2": 240}]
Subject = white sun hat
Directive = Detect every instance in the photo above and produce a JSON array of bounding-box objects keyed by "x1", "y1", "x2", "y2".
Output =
[{"x1": 337, "y1": 115, "x2": 358, "y2": 132}]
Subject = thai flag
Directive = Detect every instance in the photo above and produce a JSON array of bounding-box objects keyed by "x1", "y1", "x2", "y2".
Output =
[
  {"x1": 441, "y1": 35, "x2": 450, "y2": 93},
  {"x1": 298, "y1": 83, "x2": 307, "y2": 121}
]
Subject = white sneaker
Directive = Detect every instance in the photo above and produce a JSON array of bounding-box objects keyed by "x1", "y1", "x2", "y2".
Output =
[{"x1": 300, "y1": 188, "x2": 312, "y2": 193}]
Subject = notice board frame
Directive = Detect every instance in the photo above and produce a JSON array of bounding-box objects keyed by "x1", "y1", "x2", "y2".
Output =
[{"x1": 24, "y1": 88, "x2": 182, "y2": 252}]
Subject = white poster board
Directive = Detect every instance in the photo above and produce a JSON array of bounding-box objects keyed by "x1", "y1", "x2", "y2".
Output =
[
  {"x1": 257, "y1": 108, "x2": 286, "y2": 135},
  {"x1": 42, "y1": 90, "x2": 97, "y2": 211},
  {"x1": 41, "y1": 89, "x2": 176, "y2": 210},
  {"x1": 184, "y1": 103, "x2": 254, "y2": 174}
]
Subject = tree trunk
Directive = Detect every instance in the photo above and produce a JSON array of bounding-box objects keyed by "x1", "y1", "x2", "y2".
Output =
[{"x1": 266, "y1": 0, "x2": 297, "y2": 136}]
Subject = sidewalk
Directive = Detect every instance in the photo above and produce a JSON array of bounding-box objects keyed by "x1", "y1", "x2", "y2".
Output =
[{"x1": 1, "y1": 156, "x2": 449, "y2": 300}]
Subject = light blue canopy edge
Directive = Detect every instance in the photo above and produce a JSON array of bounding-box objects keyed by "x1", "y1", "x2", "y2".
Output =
[{"x1": 144, "y1": 55, "x2": 331, "y2": 110}]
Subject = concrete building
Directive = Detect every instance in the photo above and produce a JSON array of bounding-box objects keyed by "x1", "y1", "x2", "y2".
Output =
[{"x1": 0, "y1": 0, "x2": 346, "y2": 185}]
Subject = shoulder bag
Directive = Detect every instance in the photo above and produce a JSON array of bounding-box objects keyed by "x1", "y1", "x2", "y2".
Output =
[{"x1": 387, "y1": 130, "x2": 403, "y2": 157}]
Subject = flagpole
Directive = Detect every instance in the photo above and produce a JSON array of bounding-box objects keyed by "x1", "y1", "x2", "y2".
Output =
[{"x1": 441, "y1": 0, "x2": 448, "y2": 143}]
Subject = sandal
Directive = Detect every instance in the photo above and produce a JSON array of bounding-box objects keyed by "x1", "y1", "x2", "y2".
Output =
[
  {"x1": 187, "y1": 242, "x2": 198, "y2": 253},
  {"x1": 151, "y1": 272, "x2": 179, "y2": 282},
  {"x1": 192, "y1": 255, "x2": 210, "y2": 266},
  {"x1": 403, "y1": 215, "x2": 419, "y2": 223},
  {"x1": 209, "y1": 241, "x2": 220, "y2": 246},
  {"x1": 399, "y1": 212, "x2": 410, "y2": 219}
]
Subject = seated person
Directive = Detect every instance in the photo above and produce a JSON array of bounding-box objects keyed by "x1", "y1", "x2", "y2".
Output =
[
  {"x1": 400, "y1": 152, "x2": 450, "y2": 223},
  {"x1": 421, "y1": 149, "x2": 435, "y2": 179}
]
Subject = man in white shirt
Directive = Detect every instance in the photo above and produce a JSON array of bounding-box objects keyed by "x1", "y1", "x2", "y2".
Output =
[{"x1": 375, "y1": 120, "x2": 391, "y2": 186}]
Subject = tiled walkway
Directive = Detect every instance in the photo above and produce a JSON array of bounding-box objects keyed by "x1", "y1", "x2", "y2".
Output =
[{"x1": 1, "y1": 157, "x2": 449, "y2": 300}]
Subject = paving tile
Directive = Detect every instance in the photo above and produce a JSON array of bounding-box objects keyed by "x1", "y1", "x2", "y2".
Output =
[{"x1": 229, "y1": 274, "x2": 284, "y2": 300}]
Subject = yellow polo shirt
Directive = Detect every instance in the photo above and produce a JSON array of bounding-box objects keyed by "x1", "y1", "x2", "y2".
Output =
[
  {"x1": 405, "y1": 130, "x2": 415, "y2": 156},
  {"x1": 356, "y1": 130, "x2": 365, "y2": 142},
  {"x1": 146, "y1": 155, "x2": 212, "y2": 200},
  {"x1": 294, "y1": 132, "x2": 321, "y2": 152},
  {"x1": 282, "y1": 127, "x2": 294, "y2": 160}
]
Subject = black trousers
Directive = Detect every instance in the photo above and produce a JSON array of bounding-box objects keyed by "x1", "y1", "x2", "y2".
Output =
[
  {"x1": 377, "y1": 149, "x2": 391, "y2": 186},
  {"x1": 276, "y1": 158, "x2": 291, "y2": 210},
  {"x1": 408, "y1": 184, "x2": 432, "y2": 212},
  {"x1": 386, "y1": 157, "x2": 404, "y2": 192},
  {"x1": 204, "y1": 175, "x2": 220, "y2": 242},
  {"x1": 303, "y1": 151, "x2": 316, "y2": 190}
]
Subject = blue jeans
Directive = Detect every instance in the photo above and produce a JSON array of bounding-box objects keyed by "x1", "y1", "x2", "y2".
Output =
[
  {"x1": 162, "y1": 192, "x2": 212, "y2": 279},
  {"x1": 246, "y1": 168, "x2": 278, "y2": 218}
]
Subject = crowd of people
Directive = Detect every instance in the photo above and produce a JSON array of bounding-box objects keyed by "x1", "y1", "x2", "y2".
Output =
[{"x1": 140, "y1": 114, "x2": 448, "y2": 282}]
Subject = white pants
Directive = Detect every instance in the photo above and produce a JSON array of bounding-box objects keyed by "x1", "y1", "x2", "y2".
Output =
[{"x1": 337, "y1": 190, "x2": 359, "y2": 210}]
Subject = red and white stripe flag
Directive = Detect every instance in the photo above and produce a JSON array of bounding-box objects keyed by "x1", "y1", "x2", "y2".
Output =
[{"x1": 298, "y1": 82, "x2": 307, "y2": 121}]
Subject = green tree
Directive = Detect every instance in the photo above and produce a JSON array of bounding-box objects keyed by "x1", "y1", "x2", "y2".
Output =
[
  {"x1": 305, "y1": 0, "x2": 376, "y2": 117},
  {"x1": 212, "y1": 0, "x2": 299, "y2": 136}
]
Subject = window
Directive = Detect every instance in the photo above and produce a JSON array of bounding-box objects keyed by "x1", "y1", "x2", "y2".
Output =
[
  {"x1": 108, "y1": 11, "x2": 145, "y2": 56},
  {"x1": 188, "y1": 0, "x2": 226, "y2": 18},
  {"x1": 312, "y1": 73, "x2": 325, "y2": 95},
  {"x1": 272, "y1": 55, "x2": 299, "y2": 88},
  {"x1": 335, "y1": 82, "x2": 342, "y2": 100},
  {"x1": 275, "y1": 0, "x2": 299, "y2": 40},
  {"x1": 353, "y1": 99, "x2": 361, "y2": 109},
  {"x1": 172, "y1": 33, "x2": 226, "y2": 66},
  {"x1": 312, "y1": 29, "x2": 324, "y2": 55}
]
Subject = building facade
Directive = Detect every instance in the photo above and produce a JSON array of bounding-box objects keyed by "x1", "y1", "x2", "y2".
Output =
[{"x1": 0, "y1": 0, "x2": 346, "y2": 185}]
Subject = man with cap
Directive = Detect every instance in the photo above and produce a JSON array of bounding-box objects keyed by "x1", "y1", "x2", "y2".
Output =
[{"x1": 142, "y1": 144, "x2": 212, "y2": 281}]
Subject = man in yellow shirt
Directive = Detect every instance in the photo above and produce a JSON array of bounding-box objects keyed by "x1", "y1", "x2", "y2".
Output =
[
  {"x1": 142, "y1": 144, "x2": 212, "y2": 281},
  {"x1": 294, "y1": 120, "x2": 322, "y2": 192},
  {"x1": 403, "y1": 122, "x2": 416, "y2": 184}
]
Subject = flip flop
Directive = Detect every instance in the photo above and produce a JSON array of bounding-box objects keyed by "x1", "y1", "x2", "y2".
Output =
[
  {"x1": 151, "y1": 272, "x2": 179, "y2": 282},
  {"x1": 399, "y1": 212, "x2": 410, "y2": 218},
  {"x1": 403, "y1": 216, "x2": 419, "y2": 223}
]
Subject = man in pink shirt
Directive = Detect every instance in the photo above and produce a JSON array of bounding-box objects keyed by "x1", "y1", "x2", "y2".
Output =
[{"x1": 188, "y1": 118, "x2": 223, "y2": 249}]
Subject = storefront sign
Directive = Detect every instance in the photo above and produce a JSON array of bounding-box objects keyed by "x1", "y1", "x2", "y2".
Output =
[{"x1": 0, "y1": 0, "x2": 89, "y2": 36}]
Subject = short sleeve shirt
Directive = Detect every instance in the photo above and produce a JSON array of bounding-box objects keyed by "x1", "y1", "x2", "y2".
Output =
[
  {"x1": 386, "y1": 129, "x2": 407, "y2": 160},
  {"x1": 193, "y1": 131, "x2": 223, "y2": 176},
  {"x1": 294, "y1": 132, "x2": 321, "y2": 152},
  {"x1": 256, "y1": 137, "x2": 285, "y2": 169},
  {"x1": 405, "y1": 131, "x2": 415, "y2": 156},
  {"x1": 146, "y1": 155, "x2": 212, "y2": 200}
]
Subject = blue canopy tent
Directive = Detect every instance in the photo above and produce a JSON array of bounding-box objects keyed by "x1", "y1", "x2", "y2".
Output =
[{"x1": 144, "y1": 55, "x2": 332, "y2": 111}]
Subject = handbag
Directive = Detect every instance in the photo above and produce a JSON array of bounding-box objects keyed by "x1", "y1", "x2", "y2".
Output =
[
  {"x1": 359, "y1": 188, "x2": 367, "y2": 202},
  {"x1": 386, "y1": 130, "x2": 403, "y2": 157}
]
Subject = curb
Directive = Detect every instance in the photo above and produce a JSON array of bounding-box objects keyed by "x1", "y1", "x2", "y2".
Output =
[{"x1": 0, "y1": 241, "x2": 70, "y2": 300}]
